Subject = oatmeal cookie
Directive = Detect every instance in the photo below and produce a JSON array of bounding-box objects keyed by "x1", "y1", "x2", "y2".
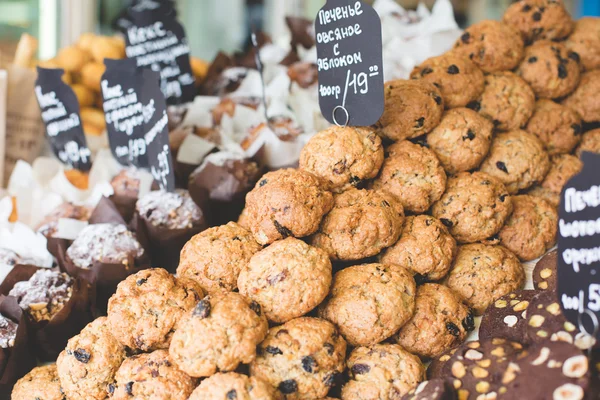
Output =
[
  {"x1": 299, "y1": 126, "x2": 384, "y2": 192},
  {"x1": 169, "y1": 292, "x2": 268, "y2": 377},
  {"x1": 528, "y1": 154, "x2": 583, "y2": 207},
  {"x1": 112, "y1": 350, "x2": 196, "y2": 400},
  {"x1": 565, "y1": 17, "x2": 600, "y2": 71},
  {"x1": 478, "y1": 71, "x2": 535, "y2": 131},
  {"x1": 562, "y1": 70, "x2": 600, "y2": 123},
  {"x1": 12, "y1": 364, "x2": 64, "y2": 400},
  {"x1": 479, "y1": 130, "x2": 550, "y2": 194},
  {"x1": 318, "y1": 263, "x2": 416, "y2": 346},
  {"x1": 503, "y1": 0, "x2": 574, "y2": 43},
  {"x1": 453, "y1": 20, "x2": 524, "y2": 73},
  {"x1": 310, "y1": 189, "x2": 404, "y2": 260},
  {"x1": 576, "y1": 128, "x2": 600, "y2": 157},
  {"x1": 245, "y1": 169, "x2": 333, "y2": 245},
  {"x1": 518, "y1": 40, "x2": 581, "y2": 99},
  {"x1": 238, "y1": 237, "x2": 331, "y2": 323},
  {"x1": 66, "y1": 223, "x2": 145, "y2": 269},
  {"x1": 57, "y1": 317, "x2": 126, "y2": 400},
  {"x1": 426, "y1": 107, "x2": 494, "y2": 174},
  {"x1": 395, "y1": 284, "x2": 474, "y2": 359},
  {"x1": 431, "y1": 172, "x2": 513, "y2": 243},
  {"x1": 177, "y1": 222, "x2": 262, "y2": 294},
  {"x1": 342, "y1": 344, "x2": 426, "y2": 399},
  {"x1": 250, "y1": 317, "x2": 346, "y2": 400},
  {"x1": 445, "y1": 244, "x2": 525, "y2": 315},
  {"x1": 107, "y1": 268, "x2": 203, "y2": 351},
  {"x1": 380, "y1": 215, "x2": 457, "y2": 282},
  {"x1": 498, "y1": 194, "x2": 558, "y2": 261},
  {"x1": 189, "y1": 373, "x2": 279, "y2": 400},
  {"x1": 376, "y1": 80, "x2": 444, "y2": 141},
  {"x1": 372, "y1": 140, "x2": 446, "y2": 213},
  {"x1": 410, "y1": 54, "x2": 484, "y2": 109},
  {"x1": 533, "y1": 250, "x2": 558, "y2": 292},
  {"x1": 526, "y1": 99, "x2": 583, "y2": 155}
]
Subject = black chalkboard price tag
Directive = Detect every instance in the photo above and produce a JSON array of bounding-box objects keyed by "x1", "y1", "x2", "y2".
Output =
[
  {"x1": 558, "y1": 152, "x2": 600, "y2": 341},
  {"x1": 315, "y1": 0, "x2": 384, "y2": 127},
  {"x1": 124, "y1": 0, "x2": 196, "y2": 105},
  {"x1": 34, "y1": 67, "x2": 92, "y2": 172}
]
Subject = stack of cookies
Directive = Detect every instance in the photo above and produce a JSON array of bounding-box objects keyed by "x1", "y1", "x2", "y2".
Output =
[{"x1": 11, "y1": 0, "x2": 600, "y2": 399}]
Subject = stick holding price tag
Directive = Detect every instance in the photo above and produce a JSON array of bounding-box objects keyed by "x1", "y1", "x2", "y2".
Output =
[{"x1": 315, "y1": 0, "x2": 384, "y2": 127}]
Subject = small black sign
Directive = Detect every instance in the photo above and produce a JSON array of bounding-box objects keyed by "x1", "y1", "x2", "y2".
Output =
[
  {"x1": 34, "y1": 67, "x2": 92, "y2": 171},
  {"x1": 558, "y1": 152, "x2": 600, "y2": 340},
  {"x1": 315, "y1": 0, "x2": 384, "y2": 127},
  {"x1": 124, "y1": 0, "x2": 196, "y2": 105}
]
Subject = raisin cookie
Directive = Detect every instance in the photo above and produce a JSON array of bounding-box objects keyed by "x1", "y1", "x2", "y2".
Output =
[
  {"x1": 380, "y1": 215, "x2": 457, "y2": 282},
  {"x1": 57, "y1": 317, "x2": 126, "y2": 400},
  {"x1": 477, "y1": 71, "x2": 535, "y2": 131},
  {"x1": 528, "y1": 154, "x2": 583, "y2": 207},
  {"x1": 410, "y1": 54, "x2": 484, "y2": 109},
  {"x1": 238, "y1": 237, "x2": 331, "y2": 323},
  {"x1": 562, "y1": 70, "x2": 600, "y2": 123},
  {"x1": 453, "y1": 20, "x2": 524, "y2": 73},
  {"x1": 245, "y1": 169, "x2": 333, "y2": 245},
  {"x1": 442, "y1": 338, "x2": 524, "y2": 399},
  {"x1": 498, "y1": 195, "x2": 558, "y2": 261},
  {"x1": 12, "y1": 364, "x2": 64, "y2": 400},
  {"x1": 112, "y1": 350, "x2": 196, "y2": 400},
  {"x1": 526, "y1": 291, "x2": 596, "y2": 351},
  {"x1": 479, "y1": 130, "x2": 550, "y2": 194},
  {"x1": 576, "y1": 129, "x2": 600, "y2": 157},
  {"x1": 445, "y1": 244, "x2": 525, "y2": 315},
  {"x1": 189, "y1": 373, "x2": 279, "y2": 400},
  {"x1": 525, "y1": 99, "x2": 583, "y2": 155},
  {"x1": 107, "y1": 268, "x2": 203, "y2": 351},
  {"x1": 565, "y1": 17, "x2": 600, "y2": 71},
  {"x1": 517, "y1": 40, "x2": 580, "y2": 99},
  {"x1": 503, "y1": 0, "x2": 574, "y2": 43},
  {"x1": 426, "y1": 107, "x2": 494, "y2": 174},
  {"x1": 299, "y1": 126, "x2": 384, "y2": 193},
  {"x1": 372, "y1": 140, "x2": 446, "y2": 213},
  {"x1": 501, "y1": 341, "x2": 590, "y2": 399},
  {"x1": 533, "y1": 250, "x2": 558, "y2": 292},
  {"x1": 479, "y1": 290, "x2": 539, "y2": 344},
  {"x1": 318, "y1": 263, "x2": 416, "y2": 346},
  {"x1": 342, "y1": 344, "x2": 426, "y2": 399},
  {"x1": 431, "y1": 172, "x2": 513, "y2": 244},
  {"x1": 177, "y1": 222, "x2": 262, "y2": 294},
  {"x1": 169, "y1": 292, "x2": 268, "y2": 377},
  {"x1": 395, "y1": 284, "x2": 474, "y2": 359},
  {"x1": 250, "y1": 317, "x2": 347, "y2": 399},
  {"x1": 310, "y1": 189, "x2": 405, "y2": 260},
  {"x1": 401, "y1": 379, "x2": 457, "y2": 400},
  {"x1": 376, "y1": 80, "x2": 444, "y2": 141}
]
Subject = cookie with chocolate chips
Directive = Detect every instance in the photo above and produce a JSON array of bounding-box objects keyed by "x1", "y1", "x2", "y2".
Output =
[
  {"x1": 426, "y1": 107, "x2": 494, "y2": 174},
  {"x1": 479, "y1": 290, "x2": 539, "y2": 344},
  {"x1": 526, "y1": 99, "x2": 583, "y2": 156},
  {"x1": 562, "y1": 70, "x2": 600, "y2": 123},
  {"x1": 576, "y1": 129, "x2": 600, "y2": 157},
  {"x1": 528, "y1": 154, "x2": 583, "y2": 207},
  {"x1": 500, "y1": 341, "x2": 590, "y2": 399},
  {"x1": 188, "y1": 372, "x2": 279, "y2": 400},
  {"x1": 12, "y1": 364, "x2": 64, "y2": 400},
  {"x1": 452, "y1": 20, "x2": 524, "y2": 73},
  {"x1": 441, "y1": 338, "x2": 524, "y2": 399},
  {"x1": 250, "y1": 317, "x2": 347, "y2": 399},
  {"x1": 342, "y1": 344, "x2": 426, "y2": 399},
  {"x1": 533, "y1": 250, "x2": 558, "y2": 292},
  {"x1": 517, "y1": 40, "x2": 580, "y2": 99},
  {"x1": 503, "y1": 0, "x2": 574, "y2": 43},
  {"x1": 410, "y1": 53, "x2": 484, "y2": 109},
  {"x1": 376, "y1": 79, "x2": 444, "y2": 142},
  {"x1": 526, "y1": 291, "x2": 597, "y2": 351},
  {"x1": 565, "y1": 17, "x2": 600, "y2": 71}
]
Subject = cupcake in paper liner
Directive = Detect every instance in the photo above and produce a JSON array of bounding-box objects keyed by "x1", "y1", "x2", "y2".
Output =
[
  {"x1": 171, "y1": 126, "x2": 220, "y2": 190},
  {"x1": 0, "y1": 295, "x2": 36, "y2": 395},
  {"x1": 108, "y1": 167, "x2": 156, "y2": 223},
  {"x1": 188, "y1": 151, "x2": 261, "y2": 226},
  {"x1": 54, "y1": 197, "x2": 150, "y2": 313},
  {"x1": 0, "y1": 265, "x2": 92, "y2": 360},
  {"x1": 132, "y1": 189, "x2": 207, "y2": 273}
]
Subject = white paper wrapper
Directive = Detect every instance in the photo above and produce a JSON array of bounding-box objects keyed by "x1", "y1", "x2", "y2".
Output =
[
  {"x1": 176, "y1": 134, "x2": 217, "y2": 165},
  {"x1": 55, "y1": 218, "x2": 89, "y2": 240},
  {"x1": 0, "y1": 221, "x2": 53, "y2": 268}
]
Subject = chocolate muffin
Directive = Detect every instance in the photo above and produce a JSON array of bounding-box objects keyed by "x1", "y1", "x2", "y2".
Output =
[
  {"x1": 136, "y1": 189, "x2": 205, "y2": 230},
  {"x1": 0, "y1": 313, "x2": 17, "y2": 348},
  {"x1": 36, "y1": 203, "x2": 92, "y2": 238}
]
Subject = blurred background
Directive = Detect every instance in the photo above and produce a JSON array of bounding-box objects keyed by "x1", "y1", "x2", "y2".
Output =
[{"x1": 0, "y1": 0, "x2": 598, "y2": 63}]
